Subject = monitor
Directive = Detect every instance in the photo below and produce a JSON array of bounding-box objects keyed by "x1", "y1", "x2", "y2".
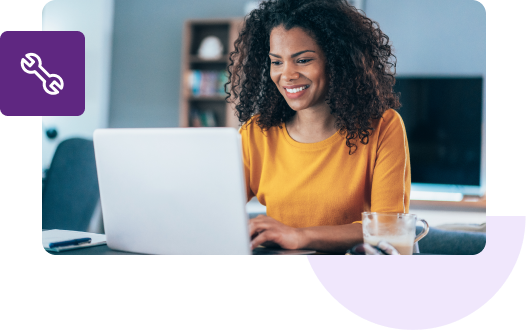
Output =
[{"x1": 394, "y1": 77, "x2": 485, "y2": 200}]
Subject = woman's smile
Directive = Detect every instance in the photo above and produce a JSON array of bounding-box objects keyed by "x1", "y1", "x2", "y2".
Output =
[{"x1": 283, "y1": 84, "x2": 310, "y2": 98}]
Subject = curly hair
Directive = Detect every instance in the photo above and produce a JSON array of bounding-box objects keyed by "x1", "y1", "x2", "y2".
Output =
[{"x1": 226, "y1": 0, "x2": 401, "y2": 154}]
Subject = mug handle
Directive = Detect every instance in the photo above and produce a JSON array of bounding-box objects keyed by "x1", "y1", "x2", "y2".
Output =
[{"x1": 414, "y1": 219, "x2": 429, "y2": 244}]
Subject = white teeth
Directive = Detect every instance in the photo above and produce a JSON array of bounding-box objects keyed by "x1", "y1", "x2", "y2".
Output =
[{"x1": 286, "y1": 85, "x2": 308, "y2": 93}]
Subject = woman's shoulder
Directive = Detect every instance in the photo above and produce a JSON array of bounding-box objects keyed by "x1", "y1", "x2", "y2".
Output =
[
  {"x1": 370, "y1": 109, "x2": 407, "y2": 147},
  {"x1": 239, "y1": 114, "x2": 279, "y2": 144},
  {"x1": 239, "y1": 114, "x2": 260, "y2": 132},
  {"x1": 239, "y1": 114, "x2": 280, "y2": 138},
  {"x1": 372, "y1": 109, "x2": 405, "y2": 132},
  {"x1": 379, "y1": 109, "x2": 403, "y2": 124}
]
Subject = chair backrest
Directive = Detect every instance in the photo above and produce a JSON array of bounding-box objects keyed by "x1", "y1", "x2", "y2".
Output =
[{"x1": 42, "y1": 138, "x2": 100, "y2": 231}]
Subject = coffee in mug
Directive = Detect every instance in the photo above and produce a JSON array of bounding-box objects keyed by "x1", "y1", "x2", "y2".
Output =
[{"x1": 362, "y1": 212, "x2": 429, "y2": 255}]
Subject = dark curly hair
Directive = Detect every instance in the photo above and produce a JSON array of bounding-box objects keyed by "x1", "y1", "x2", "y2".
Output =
[{"x1": 226, "y1": 0, "x2": 401, "y2": 154}]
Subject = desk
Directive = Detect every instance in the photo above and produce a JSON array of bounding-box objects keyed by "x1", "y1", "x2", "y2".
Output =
[
  {"x1": 46, "y1": 244, "x2": 140, "y2": 255},
  {"x1": 46, "y1": 245, "x2": 326, "y2": 255},
  {"x1": 42, "y1": 229, "x2": 137, "y2": 255},
  {"x1": 42, "y1": 229, "x2": 442, "y2": 256},
  {"x1": 44, "y1": 228, "x2": 326, "y2": 255},
  {"x1": 46, "y1": 245, "x2": 437, "y2": 255}
]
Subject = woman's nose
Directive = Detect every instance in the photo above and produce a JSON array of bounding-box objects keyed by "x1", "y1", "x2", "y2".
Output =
[{"x1": 282, "y1": 63, "x2": 300, "y2": 81}]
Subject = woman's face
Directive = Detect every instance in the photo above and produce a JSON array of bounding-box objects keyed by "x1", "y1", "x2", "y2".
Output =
[{"x1": 269, "y1": 26, "x2": 328, "y2": 111}]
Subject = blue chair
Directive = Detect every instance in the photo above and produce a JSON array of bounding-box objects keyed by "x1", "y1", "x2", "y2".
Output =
[{"x1": 42, "y1": 138, "x2": 101, "y2": 232}]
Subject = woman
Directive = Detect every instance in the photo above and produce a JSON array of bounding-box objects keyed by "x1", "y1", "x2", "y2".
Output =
[{"x1": 226, "y1": 0, "x2": 409, "y2": 254}]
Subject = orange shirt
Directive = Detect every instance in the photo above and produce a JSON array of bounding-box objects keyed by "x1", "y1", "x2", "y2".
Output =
[{"x1": 240, "y1": 109, "x2": 410, "y2": 228}]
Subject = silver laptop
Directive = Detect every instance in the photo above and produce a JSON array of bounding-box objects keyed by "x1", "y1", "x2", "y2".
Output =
[{"x1": 93, "y1": 127, "x2": 315, "y2": 255}]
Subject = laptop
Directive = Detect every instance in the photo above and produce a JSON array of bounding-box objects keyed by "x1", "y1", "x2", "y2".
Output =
[{"x1": 93, "y1": 127, "x2": 316, "y2": 255}]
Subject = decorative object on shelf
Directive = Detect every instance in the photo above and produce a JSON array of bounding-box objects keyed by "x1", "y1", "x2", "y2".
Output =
[
  {"x1": 197, "y1": 36, "x2": 224, "y2": 60},
  {"x1": 191, "y1": 109, "x2": 217, "y2": 127},
  {"x1": 187, "y1": 70, "x2": 228, "y2": 97}
]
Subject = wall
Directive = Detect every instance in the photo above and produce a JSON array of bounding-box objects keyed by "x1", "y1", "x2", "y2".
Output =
[
  {"x1": 42, "y1": 0, "x2": 114, "y2": 169},
  {"x1": 108, "y1": 0, "x2": 248, "y2": 128},
  {"x1": 365, "y1": 0, "x2": 486, "y2": 76}
]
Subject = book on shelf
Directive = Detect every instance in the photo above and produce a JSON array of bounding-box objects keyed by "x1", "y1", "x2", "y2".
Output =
[
  {"x1": 187, "y1": 70, "x2": 229, "y2": 97},
  {"x1": 191, "y1": 109, "x2": 217, "y2": 127}
]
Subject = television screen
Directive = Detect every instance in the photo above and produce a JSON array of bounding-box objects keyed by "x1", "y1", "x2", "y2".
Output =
[{"x1": 394, "y1": 77, "x2": 483, "y2": 188}]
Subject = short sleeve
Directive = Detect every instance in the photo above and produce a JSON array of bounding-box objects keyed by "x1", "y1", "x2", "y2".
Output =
[
  {"x1": 371, "y1": 110, "x2": 411, "y2": 213},
  {"x1": 239, "y1": 124, "x2": 255, "y2": 202}
]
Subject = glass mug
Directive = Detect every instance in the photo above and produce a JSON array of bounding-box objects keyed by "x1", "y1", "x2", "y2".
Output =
[{"x1": 362, "y1": 212, "x2": 429, "y2": 255}]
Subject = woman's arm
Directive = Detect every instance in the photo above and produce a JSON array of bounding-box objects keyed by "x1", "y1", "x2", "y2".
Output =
[
  {"x1": 299, "y1": 222, "x2": 363, "y2": 253},
  {"x1": 370, "y1": 110, "x2": 411, "y2": 213},
  {"x1": 249, "y1": 215, "x2": 363, "y2": 254}
]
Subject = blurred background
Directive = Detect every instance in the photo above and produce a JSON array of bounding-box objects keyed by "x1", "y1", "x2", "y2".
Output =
[{"x1": 41, "y1": 0, "x2": 486, "y2": 234}]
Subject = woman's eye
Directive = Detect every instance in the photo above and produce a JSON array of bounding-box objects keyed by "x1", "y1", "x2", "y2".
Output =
[{"x1": 270, "y1": 59, "x2": 312, "y2": 65}]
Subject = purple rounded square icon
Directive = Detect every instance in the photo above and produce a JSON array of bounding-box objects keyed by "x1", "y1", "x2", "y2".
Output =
[{"x1": 0, "y1": 31, "x2": 85, "y2": 116}]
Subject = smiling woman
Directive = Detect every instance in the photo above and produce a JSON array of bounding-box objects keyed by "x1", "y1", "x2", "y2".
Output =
[{"x1": 226, "y1": 0, "x2": 409, "y2": 254}]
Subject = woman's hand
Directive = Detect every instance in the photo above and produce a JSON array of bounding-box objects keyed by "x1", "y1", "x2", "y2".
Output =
[
  {"x1": 347, "y1": 241, "x2": 400, "y2": 255},
  {"x1": 249, "y1": 215, "x2": 304, "y2": 250}
]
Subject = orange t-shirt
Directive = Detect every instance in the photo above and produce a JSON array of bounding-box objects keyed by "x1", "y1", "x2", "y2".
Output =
[{"x1": 240, "y1": 109, "x2": 411, "y2": 228}]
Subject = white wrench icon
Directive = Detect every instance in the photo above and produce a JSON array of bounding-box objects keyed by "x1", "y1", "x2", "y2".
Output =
[{"x1": 21, "y1": 53, "x2": 64, "y2": 95}]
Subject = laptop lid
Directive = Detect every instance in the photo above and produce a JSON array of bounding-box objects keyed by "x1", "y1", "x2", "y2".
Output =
[{"x1": 93, "y1": 127, "x2": 250, "y2": 255}]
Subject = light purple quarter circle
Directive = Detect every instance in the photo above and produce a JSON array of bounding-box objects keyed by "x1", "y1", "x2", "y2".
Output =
[{"x1": 308, "y1": 216, "x2": 525, "y2": 329}]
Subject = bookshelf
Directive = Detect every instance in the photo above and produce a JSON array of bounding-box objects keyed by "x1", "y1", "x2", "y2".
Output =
[{"x1": 179, "y1": 18, "x2": 244, "y2": 128}]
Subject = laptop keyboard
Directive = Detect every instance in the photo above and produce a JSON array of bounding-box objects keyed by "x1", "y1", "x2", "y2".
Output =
[
  {"x1": 252, "y1": 247, "x2": 316, "y2": 255},
  {"x1": 252, "y1": 248, "x2": 280, "y2": 255}
]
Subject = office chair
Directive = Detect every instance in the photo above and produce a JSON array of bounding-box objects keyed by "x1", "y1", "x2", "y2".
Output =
[{"x1": 42, "y1": 138, "x2": 101, "y2": 232}]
